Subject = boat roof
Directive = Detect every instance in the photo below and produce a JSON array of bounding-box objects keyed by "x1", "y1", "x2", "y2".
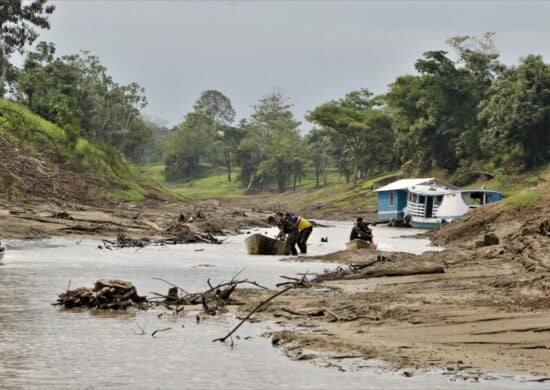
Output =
[
  {"x1": 407, "y1": 185, "x2": 454, "y2": 196},
  {"x1": 374, "y1": 178, "x2": 437, "y2": 192},
  {"x1": 408, "y1": 185, "x2": 502, "y2": 196}
]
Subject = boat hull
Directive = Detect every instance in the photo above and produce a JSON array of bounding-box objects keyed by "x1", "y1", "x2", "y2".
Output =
[
  {"x1": 408, "y1": 217, "x2": 442, "y2": 229},
  {"x1": 244, "y1": 234, "x2": 288, "y2": 255},
  {"x1": 345, "y1": 239, "x2": 376, "y2": 250}
]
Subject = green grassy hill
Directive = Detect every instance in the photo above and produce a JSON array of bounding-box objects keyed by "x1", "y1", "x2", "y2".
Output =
[
  {"x1": 0, "y1": 99, "x2": 170, "y2": 203},
  {"x1": 141, "y1": 160, "x2": 550, "y2": 219}
]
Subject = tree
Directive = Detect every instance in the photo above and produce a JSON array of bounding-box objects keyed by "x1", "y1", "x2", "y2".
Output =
[
  {"x1": 446, "y1": 33, "x2": 504, "y2": 162},
  {"x1": 241, "y1": 89, "x2": 301, "y2": 192},
  {"x1": 193, "y1": 90, "x2": 235, "y2": 127},
  {"x1": 307, "y1": 89, "x2": 392, "y2": 184},
  {"x1": 0, "y1": 0, "x2": 55, "y2": 95},
  {"x1": 386, "y1": 34, "x2": 504, "y2": 174},
  {"x1": 478, "y1": 55, "x2": 550, "y2": 169},
  {"x1": 305, "y1": 128, "x2": 331, "y2": 188},
  {"x1": 218, "y1": 124, "x2": 245, "y2": 182},
  {"x1": 164, "y1": 111, "x2": 214, "y2": 180},
  {"x1": 16, "y1": 46, "x2": 151, "y2": 155},
  {"x1": 163, "y1": 90, "x2": 239, "y2": 181}
]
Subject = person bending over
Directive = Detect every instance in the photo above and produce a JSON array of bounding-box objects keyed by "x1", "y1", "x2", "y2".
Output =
[{"x1": 268, "y1": 215, "x2": 299, "y2": 256}]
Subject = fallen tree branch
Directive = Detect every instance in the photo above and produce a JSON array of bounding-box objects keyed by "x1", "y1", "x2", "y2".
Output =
[
  {"x1": 151, "y1": 327, "x2": 172, "y2": 337},
  {"x1": 153, "y1": 277, "x2": 189, "y2": 295},
  {"x1": 212, "y1": 282, "x2": 301, "y2": 343},
  {"x1": 341, "y1": 266, "x2": 445, "y2": 280}
]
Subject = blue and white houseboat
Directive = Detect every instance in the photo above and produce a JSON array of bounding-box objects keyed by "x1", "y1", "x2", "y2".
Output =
[{"x1": 374, "y1": 178, "x2": 503, "y2": 228}]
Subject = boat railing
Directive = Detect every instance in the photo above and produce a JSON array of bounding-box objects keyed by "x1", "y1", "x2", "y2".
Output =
[{"x1": 407, "y1": 201, "x2": 426, "y2": 217}]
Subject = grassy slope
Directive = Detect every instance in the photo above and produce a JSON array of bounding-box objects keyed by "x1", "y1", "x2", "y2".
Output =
[
  {"x1": 141, "y1": 162, "x2": 402, "y2": 217},
  {"x1": 0, "y1": 99, "x2": 169, "y2": 202},
  {"x1": 141, "y1": 161, "x2": 550, "y2": 218}
]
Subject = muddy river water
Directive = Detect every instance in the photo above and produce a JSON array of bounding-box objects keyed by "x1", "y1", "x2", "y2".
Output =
[{"x1": 0, "y1": 223, "x2": 544, "y2": 389}]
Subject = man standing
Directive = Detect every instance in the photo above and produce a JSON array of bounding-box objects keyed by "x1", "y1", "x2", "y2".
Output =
[{"x1": 288, "y1": 214, "x2": 313, "y2": 254}]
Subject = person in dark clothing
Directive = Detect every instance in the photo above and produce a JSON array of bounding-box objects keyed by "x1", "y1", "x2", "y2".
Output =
[
  {"x1": 268, "y1": 215, "x2": 299, "y2": 255},
  {"x1": 350, "y1": 217, "x2": 373, "y2": 242}
]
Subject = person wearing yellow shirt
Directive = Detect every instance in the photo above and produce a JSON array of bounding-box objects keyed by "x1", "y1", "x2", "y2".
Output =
[{"x1": 288, "y1": 214, "x2": 313, "y2": 254}]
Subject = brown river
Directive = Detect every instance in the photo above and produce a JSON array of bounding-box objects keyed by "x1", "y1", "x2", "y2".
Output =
[{"x1": 0, "y1": 223, "x2": 544, "y2": 389}]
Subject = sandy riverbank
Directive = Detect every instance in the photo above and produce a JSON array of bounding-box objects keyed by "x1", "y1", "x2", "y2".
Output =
[
  {"x1": 0, "y1": 198, "x2": 272, "y2": 240},
  {"x1": 2, "y1": 189, "x2": 549, "y2": 381},
  {"x1": 231, "y1": 190, "x2": 550, "y2": 380}
]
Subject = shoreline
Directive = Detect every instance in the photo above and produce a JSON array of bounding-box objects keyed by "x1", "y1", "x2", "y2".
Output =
[
  {"x1": 2, "y1": 194, "x2": 549, "y2": 381},
  {"x1": 231, "y1": 245, "x2": 550, "y2": 380}
]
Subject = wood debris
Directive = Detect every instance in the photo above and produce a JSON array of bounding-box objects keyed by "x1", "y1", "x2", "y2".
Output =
[{"x1": 54, "y1": 279, "x2": 148, "y2": 310}]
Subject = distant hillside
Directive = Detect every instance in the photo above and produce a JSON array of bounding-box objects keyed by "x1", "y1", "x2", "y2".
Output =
[
  {"x1": 0, "y1": 99, "x2": 173, "y2": 204},
  {"x1": 142, "y1": 159, "x2": 550, "y2": 220}
]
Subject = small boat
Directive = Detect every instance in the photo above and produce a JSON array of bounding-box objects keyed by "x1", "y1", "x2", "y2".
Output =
[
  {"x1": 345, "y1": 239, "x2": 377, "y2": 250},
  {"x1": 244, "y1": 233, "x2": 288, "y2": 255}
]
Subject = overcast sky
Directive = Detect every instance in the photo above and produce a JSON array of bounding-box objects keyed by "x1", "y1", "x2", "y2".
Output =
[{"x1": 36, "y1": 0, "x2": 550, "y2": 128}]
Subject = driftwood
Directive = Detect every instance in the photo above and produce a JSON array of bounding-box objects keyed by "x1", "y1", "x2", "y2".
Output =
[
  {"x1": 276, "y1": 275, "x2": 314, "y2": 288},
  {"x1": 103, "y1": 230, "x2": 222, "y2": 249},
  {"x1": 213, "y1": 276, "x2": 306, "y2": 343},
  {"x1": 340, "y1": 266, "x2": 445, "y2": 280},
  {"x1": 213, "y1": 285, "x2": 296, "y2": 343},
  {"x1": 54, "y1": 279, "x2": 148, "y2": 310},
  {"x1": 349, "y1": 255, "x2": 393, "y2": 270},
  {"x1": 150, "y1": 277, "x2": 269, "y2": 316}
]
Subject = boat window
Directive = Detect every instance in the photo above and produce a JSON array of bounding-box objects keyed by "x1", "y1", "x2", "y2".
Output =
[
  {"x1": 389, "y1": 191, "x2": 395, "y2": 207},
  {"x1": 485, "y1": 193, "x2": 497, "y2": 203},
  {"x1": 463, "y1": 192, "x2": 484, "y2": 206},
  {"x1": 434, "y1": 195, "x2": 443, "y2": 207},
  {"x1": 419, "y1": 195, "x2": 425, "y2": 203}
]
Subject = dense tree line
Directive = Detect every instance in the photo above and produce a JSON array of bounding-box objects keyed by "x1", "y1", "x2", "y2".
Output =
[
  {"x1": 165, "y1": 33, "x2": 549, "y2": 191},
  {"x1": 1, "y1": 4, "x2": 548, "y2": 192}
]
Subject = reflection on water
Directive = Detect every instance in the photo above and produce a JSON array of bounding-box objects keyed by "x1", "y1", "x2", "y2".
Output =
[{"x1": 0, "y1": 224, "x2": 541, "y2": 389}]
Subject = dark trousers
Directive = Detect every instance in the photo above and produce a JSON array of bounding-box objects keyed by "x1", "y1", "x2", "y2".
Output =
[
  {"x1": 297, "y1": 226, "x2": 313, "y2": 254},
  {"x1": 285, "y1": 229, "x2": 300, "y2": 256}
]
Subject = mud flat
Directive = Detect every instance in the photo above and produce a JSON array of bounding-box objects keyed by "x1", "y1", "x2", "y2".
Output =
[
  {"x1": 232, "y1": 189, "x2": 550, "y2": 381},
  {"x1": 0, "y1": 198, "x2": 272, "y2": 240}
]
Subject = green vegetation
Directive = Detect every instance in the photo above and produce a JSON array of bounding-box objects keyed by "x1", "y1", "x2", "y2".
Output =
[
  {"x1": 1, "y1": 6, "x2": 549, "y2": 210},
  {"x1": 0, "y1": 99, "x2": 164, "y2": 202},
  {"x1": 505, "y1": 191, "x2": 543, "y2": 210}
]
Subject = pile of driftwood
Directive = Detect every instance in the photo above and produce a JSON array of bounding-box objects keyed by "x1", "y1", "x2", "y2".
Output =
[
  {"x1": 54, "y1": 279, "x2": 148, "y2": 310},
  {"x1": 151, "y1": 277, "x2": 267, "y2": 316},
  {"x1": 99, "y1": 230, "x2": 222, "y2": 250}
]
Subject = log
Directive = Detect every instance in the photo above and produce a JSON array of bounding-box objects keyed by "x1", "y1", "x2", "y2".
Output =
[{"x1": 341, "y1": 266, "x2": 445, "y2": 280}]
